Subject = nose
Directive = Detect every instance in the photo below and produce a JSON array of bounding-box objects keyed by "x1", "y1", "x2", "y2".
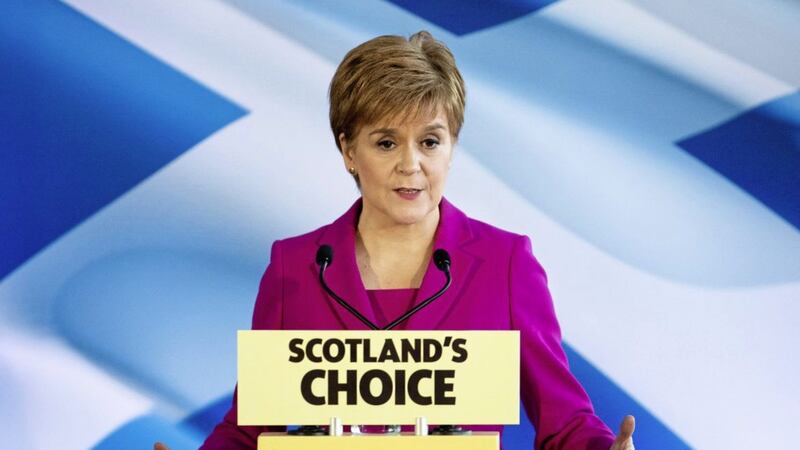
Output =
[{"x1": 396, "y1": 144, "x2": 422, "y2": 175}]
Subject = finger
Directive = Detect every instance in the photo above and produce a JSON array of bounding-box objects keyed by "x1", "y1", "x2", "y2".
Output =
[
  {"x1": 617, "y1": 415, "x2": 635, "y2": 440},
  {"x1": 619, "y1": 415, "x2": 636, "y2": 438}
]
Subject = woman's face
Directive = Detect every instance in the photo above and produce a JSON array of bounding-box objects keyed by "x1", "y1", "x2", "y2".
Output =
[{"x1": 340, "y1": 107, "x2": 455, "y2": 227}]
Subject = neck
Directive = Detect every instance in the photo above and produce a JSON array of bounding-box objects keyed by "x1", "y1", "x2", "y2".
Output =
[
  {"x1": 356, "y1": 205, "x2": 440, "y2": 248},
  {"x1": 355, "y1": 202, "x2": 441, "y2": 289}
]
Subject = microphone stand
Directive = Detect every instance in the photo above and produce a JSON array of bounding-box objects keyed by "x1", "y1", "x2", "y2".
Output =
[
  {"x1": 316, "y1": 246, "x2": 467, "y2": 435},
  {"x1": 318, "y1": 258, "x2": 379, "y2": 330},
  {"x1": 316, "y1": 246, "x2": 452, "y2": 331},
  {"x1": 382, "y1": 266, "x2": 450, "y2": 331}
]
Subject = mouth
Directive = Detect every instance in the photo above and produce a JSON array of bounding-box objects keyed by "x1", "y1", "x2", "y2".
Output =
[
  {"x1": 394, "y1": 187, "x2": 423, "y2": 194},
  {"x1": 394, "y1": 187, "x2": 423, "y2": 200}
]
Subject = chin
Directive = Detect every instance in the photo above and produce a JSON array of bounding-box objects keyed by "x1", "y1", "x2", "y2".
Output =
[
  {"x1": 389, "y1": 203, "x2": 436, "y2": 225},
  {"x1": 392, "y1": 214, "x2": 425, "y2": 225}
]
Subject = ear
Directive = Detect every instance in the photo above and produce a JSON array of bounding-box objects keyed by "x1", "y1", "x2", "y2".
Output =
[{"x1": 339, "y1": 132, "x2": 355, "y2": 166}]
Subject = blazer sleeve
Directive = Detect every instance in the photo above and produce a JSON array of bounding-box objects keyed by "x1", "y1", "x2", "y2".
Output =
[
  {"x1": 509, "y1": 235, "x2": 615, "y2": 450},
  {"x1": 200, "y1": 240, "x2": 287, "y2": 450}
]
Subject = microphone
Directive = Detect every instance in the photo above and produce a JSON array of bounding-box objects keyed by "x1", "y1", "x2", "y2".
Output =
[
  {"x1": 315, "y1": 246, "x2": 453, "y2": 331},
  {"x1": 433, "y1": 249, "x2": 450, "y2": 272},
  {"x1": 316, "y1": 245, "x2": 333, "y2": 266},
  {"x1": 316, "y1": 245, "x2": 379, "y2": 330}
]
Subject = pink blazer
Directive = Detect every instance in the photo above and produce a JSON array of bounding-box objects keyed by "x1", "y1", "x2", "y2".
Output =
[{"x1": 202, "y1": 198, "x2": 614, "y2": 449}]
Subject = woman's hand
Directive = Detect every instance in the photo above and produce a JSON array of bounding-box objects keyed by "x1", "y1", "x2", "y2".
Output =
[
  {"x1": 610, "y1": 415, "x2": 635, "y2": 450},
  {"x1": 154, "y1": 443, "x2": 170, "y2": 450}
]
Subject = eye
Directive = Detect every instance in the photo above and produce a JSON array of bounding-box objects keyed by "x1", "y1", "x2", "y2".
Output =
[
  {"x1": 422, "y1": 138, "x2": 440, "y2": 150},
  {"x1": 377, "y1": 139, "x2": 395, "y2": 151}
]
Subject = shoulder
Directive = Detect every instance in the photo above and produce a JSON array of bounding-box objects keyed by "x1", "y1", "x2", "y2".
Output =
[
  {"x1": 469, "y1": 217, "x2": 539, "y2": 270},
  {"x1": 467, "y1": 215, "x2": 526, "y2": 245},
  {"x1": 271, "y1": 199, "x2": 360, "y2": 259},
  {"x1": 269, "y1": 224, "x2": 326, "y2": 261},
  {"x1": 450, "y1": 204, "x2": 546, "y2": 277},
  {"x1": 453, "y1": 205, "x2": 532, "y2": 258}
]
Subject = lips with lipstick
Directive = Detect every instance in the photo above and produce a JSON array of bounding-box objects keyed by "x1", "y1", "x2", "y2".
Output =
[{"x1": 394, "y1": 187, "x2": 423, "y2": 199}]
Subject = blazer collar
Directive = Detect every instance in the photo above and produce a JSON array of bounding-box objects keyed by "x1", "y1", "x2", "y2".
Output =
[{"x1": 314, "y1": 197, "x2": 480, "y2": 330}]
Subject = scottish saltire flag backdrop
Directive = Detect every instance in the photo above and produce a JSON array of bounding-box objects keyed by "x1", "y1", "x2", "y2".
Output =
[{"x1": 2, "y1": 0, "x2": 798, "y2": 449}]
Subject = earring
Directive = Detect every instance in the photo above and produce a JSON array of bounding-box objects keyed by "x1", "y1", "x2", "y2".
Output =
[{"x1": 348, "y1": 167, "x2": 356, "y2": 175}]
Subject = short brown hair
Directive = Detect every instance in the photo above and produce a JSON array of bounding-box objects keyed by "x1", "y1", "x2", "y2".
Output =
[{"x1": 329, "y1": 31, "x2": 466, "y2": 152}]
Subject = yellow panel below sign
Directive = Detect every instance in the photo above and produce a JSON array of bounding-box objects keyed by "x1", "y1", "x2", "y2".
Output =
[{"x1": 258, "y1": 432, "x2": 499, "y2": 450}]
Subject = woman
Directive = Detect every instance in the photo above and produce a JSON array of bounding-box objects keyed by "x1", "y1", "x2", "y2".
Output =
[{"x1": 160, "y1": 31, "x2": 635, "y2": 450}]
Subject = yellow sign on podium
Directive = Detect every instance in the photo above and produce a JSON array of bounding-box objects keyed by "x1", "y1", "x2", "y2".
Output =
[
  {"x1": 238, "y1": 330, "x2": 519, "y2": 426},
  {"x1": 259, "y1": 432, "x2": 499, "y2": 450}
]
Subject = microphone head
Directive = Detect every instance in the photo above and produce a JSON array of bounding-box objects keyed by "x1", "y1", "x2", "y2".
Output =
[
  {"x1": 433, "y1": 249, "x2": 451, "y2": 271},
  {"x1": 316, "y1": 245, "x2": 333, "y2": 266}
]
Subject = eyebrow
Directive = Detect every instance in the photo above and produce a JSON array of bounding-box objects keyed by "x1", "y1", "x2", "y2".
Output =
[{"x1": 368, "y1": 123, "x2": 448, "y2": 136}]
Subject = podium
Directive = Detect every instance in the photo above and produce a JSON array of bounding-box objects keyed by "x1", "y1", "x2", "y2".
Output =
[{"x1": 238, "y1": 330, "x2": 519, "y2": 450}]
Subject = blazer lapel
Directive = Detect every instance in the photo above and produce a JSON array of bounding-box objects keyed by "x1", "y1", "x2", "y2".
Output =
[
  {"x1": 312, "y1": 198, "x2": 378, "y2": 330},
  {"x1": 405, "y1": 198, "x2": 481, "y2": 330}
]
